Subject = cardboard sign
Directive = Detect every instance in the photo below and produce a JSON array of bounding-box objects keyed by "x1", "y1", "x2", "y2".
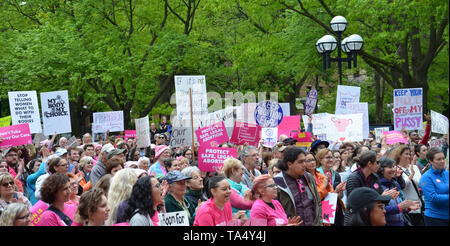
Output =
[
  {"x1": 40, "y1": 90, "x2": 72, "y2": 136},
  {"x1": 92, "y1": 111, "x2": 124, "y2": 133},
  {"x1": 135, "y1": 116, "x2": 150, "y2": 148},
  {"x1": 198, "y1": 147, "x2": 237, "y2": 172},
  {"x1": 8, "y1": 91, "x2": 42, "y2": 134},
  {"x1": 393, "y1": 88, "x2": 423, "y2": 131},
  {"x1": 375, "y1": 127, "x2": 390, "y2": 143},
  {"x1": 321, "y1": 193, "x2": 338, "y2": 224},
  {"x1": 431, "y1": 110, "x2": 449, "y2": 135},
  {"x1": 0, "y1": 124, "x2": 32, "y2": 148},
  {"x1": 429, "y1": 138, "x2": 444, "y2": 148},
  {"x1": 125, "y1": 130, "x2": 137, "y2": 141},
  {"x1": 262, "y1": 128, "x2": 278, "y2": 147},
  {"x1": 382, "y1": 131, "x2": 408, "y2": 145},
  {"x1": 305, "y1": 89, "x2": 318, "y2": 115},
  {"x1": 326, "y1": 114, "x2": 364, "y2": 142},
  {"x1": 158, "y1": 211, "x2": 190, "y2": 226},
  {"x1": 342, "y1": 102, "x2": 370, "y2": 139},
  {"x1": 195, "y1": 121, "x2": 229, "y2": 147},
  {"x1": 170, "y1": 127, "x2": 197, "y2": 147},
  {"x1": 335, "y1": 85, "x2": 361, "y2": 114},
  {"x1": 174, "y1": 75, "x2": 208, "y2": 128},
  {"x1": 294, "y1": 132, "x2": 312, "y2": 147},
  {"x1": 302, "y1": 113, "x2": 331, "y2": 136},
  {"x1": 277, "y1": 116, "x2": 300, "y2": 139},
  {"x1": 229, "y1": 121, "x2": 261, "y2": 147}
]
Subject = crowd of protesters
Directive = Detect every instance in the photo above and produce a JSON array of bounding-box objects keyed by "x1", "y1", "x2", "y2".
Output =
[{"x1": 0, "y1": 112, "x2": 448, "y2": 227}]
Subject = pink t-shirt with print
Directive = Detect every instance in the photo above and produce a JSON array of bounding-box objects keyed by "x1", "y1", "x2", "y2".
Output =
[
  {"x1": 250, "y1": 199, "x2": 288, "y2": 226},
  {"x1": 194, "y1": 198, "x2": 233, "y2": 226}
]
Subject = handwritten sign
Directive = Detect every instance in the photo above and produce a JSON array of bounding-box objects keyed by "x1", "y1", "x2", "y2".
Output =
[
  {"x1": 326, "y1": 114, "x2": 364, "y2": 142},
  {"x1": 198, "y1": 147, "x2": 237, "y2": 172},
  {"x1": 393, "y1": 88, "x2": 423, "y2": 131},
  {"x1": 382, "y1": 131, "x2": 408, "y2": 145},
  {"x1": 431, "y1": 110, "x2": 449, "y2": 135},
  {"x1": 302, "y1": 113, "x2": 331, "y2": 136},
  {"x1": 92, "y1": 111, "x2": 124, "y2": 133},
  {"x1": 135, "y1": 116, "x2": 150, "y2": 148},
  {"x1": 335, "y1": 85, "x2": 360, "y2": 114},
  {"x1": 158, "y1": 211, "x2": 190, "y2": 226},
  {"x1": 254, "y1": 101, "x2": 284, "y2": 128},
  {"x1": 8, "y1": 91, "x2": 42, "y2": 134},
  {"x1": 174, "y1": 75, "x2": 208, "y2": 128},
  {"x1": 125, "y1": 130, "x2": 137, "y2": 141},
  {"x1": 229, "y1": 121, "x2": 261, "y2": 147},
  {"x1": 429, "y1": 138, "x2": 444, "y2": 148},
  {"x1": 170, "y1": 127, "x2": 197, "y2": 147},
  {"x1": 0, "y1": 124, "x2": 32, "y2": 148},
  {"x1": 195, "y1": 121, "x2": 229, "y2": 147},
  {"x1": 40, "y1": 90, "x2": 72, "y2": 136},
  {"x1": 342, "y1": 102, "x2": 369, "y2": 139},
  {"x1": 305, "y1": 88, "x2": 318, "y2": 115},
  {"x1": 321, "y1": 193, "x2": 338, "y2": 224}
]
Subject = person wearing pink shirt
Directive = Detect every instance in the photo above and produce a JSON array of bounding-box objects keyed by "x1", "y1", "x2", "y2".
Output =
[
  {"x1": 194, "y1": 176, "x2": 247, "y2": 226},
  {"x1": 250, "y1": 174, "x2": 302, "y2": 226}
]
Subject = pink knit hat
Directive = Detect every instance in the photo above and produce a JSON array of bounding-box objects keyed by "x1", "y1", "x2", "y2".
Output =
[{"x1": 155, "y1": 145, "x2": 170, "y2": 160}]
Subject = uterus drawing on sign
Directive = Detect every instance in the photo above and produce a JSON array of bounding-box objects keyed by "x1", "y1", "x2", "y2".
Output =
[{"x1": 331, "y1": 117, "x2": 353, "y2": 132}]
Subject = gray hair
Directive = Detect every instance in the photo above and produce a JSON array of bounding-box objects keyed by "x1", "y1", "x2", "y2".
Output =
[
  {"x1": 79, "y1": 156, "x2": 94, "y2": 170},
  {"x1": 181, "y1": 166, "x2": 200, "y2": 180},
  {"x1": 0, "y1": 203, "x2": 28, "y2": 226},
  {"x1": 137, "y1": 157, "x2": 150, "y2": 167},
  {"x1": 240, "y1": 146, "x2": 257, "y2": 160}
]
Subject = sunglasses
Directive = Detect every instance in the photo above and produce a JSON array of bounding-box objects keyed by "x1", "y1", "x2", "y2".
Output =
[
  {"x1": 2, "y1": 181, "x2": 14, "y2": 187},
  {"x1": 16, "y1": 212, "x2": 31, "y2": 220}
]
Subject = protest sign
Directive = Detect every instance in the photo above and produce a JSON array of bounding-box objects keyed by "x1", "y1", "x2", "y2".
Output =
[
  {"x1": 66, "y1": 136, "x2": 78, "y2": 148},
  {"x1": 321, "y1": 193, "x2": 338, "y2": 224},
  {"x1": 277, "y1": 115, "x2": 300, "y2": 139},
  {"x1": 294, "y1": 132, "x2": 312, "y2": 147},
  {"x1": 0, "y1": 115, "x2": 11, "y2": 127},
  {"x1": 302, "y1": 113, "x2": 330, "y2": 136},
  {"x1": 135, "y1": 116, "x2": 150, "y2": 148},
  {"x1": 198, "y1": 147, "x2": 237, "y2": 172},
  {"x1": 335, "y1": 85, "x2": 360, "y2": 114},
  {"x1": 0, "y1": 124, "x2": 32, "y2": 148},
  {"x1": 200, "y1": 106, "x2": 242, "y2": 128},
  {"x1": 158, "y1": 211, "x2": 190, "y2": 226},
  {"x1": 279, "y1": 103, "x2": 291, "y2": 117},
  {"x1": 382, "y1": 131, "x2": 408, "y2": 144},
  {"x1": 8, "y1": 91, "x2": 41, "y2": 133},
  {"x1": 326, "y1": 114, "x2": 364, "y2": 142},
  {"x1": 393, "y1": 88, "x2": 423, "y2": 131},
  {"x1": 229, "y1": 121, "x2": 262, "y2": 147},
  {"x1": 241, "y1": 103, "x2": 258, "y2": 124},
  {"x1": 125, "y1": 130, "x2": 137, "y2": 141},
  {"x1": 375, "y1": 127, "x2": 390, "y2": 143},
  {"x1": 261, "y1": 128, "x2": 278, "y2": 147},
  {"x1": 429, "y1": 138, "x2": 444, "y2": 148},
  {"x1": 431, "y1": 110, "x2": 449, "y2": 135},
  {"x1": 92, "y1": 111, "x2": 124, "y2": 133},
  {"x1": 40, "y1": 90, "x2": 71, "y2": 136},
  {"x1": 254, "y1": 101, "x2": 284, "y2": 128},
  {"x1": 174, "y1": 75, "x2": 208, "y2": 128},
  {"x1": 342, "y1": 102, "x2": 369, "y2": 139},
  {"x1": 170, "y1": 127, "x2": 197, "y2": 147},
  {"x1": 305, "y1": 88, "x2": 318, "y2": 115},
  {"x1": 195, "y1": 121, "x2": 229, "y2": 147}
]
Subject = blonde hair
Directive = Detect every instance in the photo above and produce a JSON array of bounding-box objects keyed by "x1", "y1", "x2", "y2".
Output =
[
  {"x1": 0, "y1": 203, "x2": 28, "y2": 226},
  {"x1": 0, "y1": 173, "x2": 15, "y2": 196},
  {"x1": 315, "y1": 148, "x2": 331, "y2": 167},
  {"x1": 223, "y1": 157, "x2": 243, "y2": 178},
  {"x1": 268, "y1": 158, "x2": 279, "y2": 171},
  {"x1": 79, "y1": 156, "x2": 94, "y2": 170},
  {"x1": 105, "y1": 168, "x2": 137, "y2": 225}
]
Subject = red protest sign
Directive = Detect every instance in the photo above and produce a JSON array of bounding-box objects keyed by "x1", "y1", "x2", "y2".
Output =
[
  {"x1": 229, "y1": 121, "x2": 262, "y2": 147},
  {"x1": 195, "y1": 121, "x2": 229, "y2": 147},
  {"x1": 198, "y1": 147, "x2": 237, "y2": 172}
]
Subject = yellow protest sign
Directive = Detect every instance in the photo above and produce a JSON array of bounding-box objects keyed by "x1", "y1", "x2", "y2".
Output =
[{"x1": 0, "y1": 116, "x2": 11, "y2": 127}]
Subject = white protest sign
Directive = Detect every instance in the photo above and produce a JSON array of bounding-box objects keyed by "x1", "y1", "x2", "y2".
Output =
[
  {"x1": 158, "y1": 211, "x2": 190, "y2": 226},
  {"x1": 335, "y1": 85, "x2": 360, "y2": 114},
  {"x1": 431, "y1": 110, "x2": 449, "y2": 135},
  {"x1": 170, "y1": 127, "x2": 198, "y2": 147},
  {"x1": 342, "y1": 102, "x2": 369, "y2": 139},
  {"x1": 393, "y1": 88, "x2": 423, "y2": 131},
  {"x1": 174, "y1": 75, "x2": 208, "y2": 128},
  {"x1": 40, "y1": 90, "x2": 72, "y2": 136},
  {"x1": 375, "y1": 127, "x2": 390, "y2": 143},
  {"x1": 8, "y1": 91, "x2": 42, "y2": 134},
  {"x1": 326, "y1": 113, "x2": 364, "y2": 142},
  {"x1": 321, "y1": 192, "x2": 338, "y2": 224},
  {"x1": 302, "y1": 113, "x2": 331, "y2": 136},
  {"x1": 135, "y1": 116, "x2": 150, "y2": 148},
  {"x1": 66, "y1": 136, "x2": 78, "y2": 148},
  {"x1": 262, "y1": 128, "x2": 278, "y2": 147},
  {"x1": 429, "y1": 138, "x2": 444, "y2": 149},
  {"x1": 92, "y1": 111, "x2": 124, "y2": 133},
  {"x1": 199, "y1": 106, "x2": 243, "y2": 129},
  {"x1": 305, "y1": 88, "x2": 318, "y2": 115},
  {"x1": 279, "y1": 103, "x2": 291, "y2": 117}
]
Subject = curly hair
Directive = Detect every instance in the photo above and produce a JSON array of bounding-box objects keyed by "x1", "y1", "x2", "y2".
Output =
[
  {"x1": 77, "y1": 188, "x2": 106, "y2": 221},
  {"x1": 105, "y1": 168, "x2": 137, "y2": 225},
  {"x1": 0, "y1": 203, "x2": 29, "y2": 226},
  {"x1": 277, "y1": 147, "x2": 306, "y2": 171},
  {"x1": 106, "y1": 156, "x2": 124, "y2": 174},
  {"x1": 40, "y1": 173, "x2": 69, "y2": 204},
  {"x1": 124, "y1": 176, "x2": 156, "y2": 220}
]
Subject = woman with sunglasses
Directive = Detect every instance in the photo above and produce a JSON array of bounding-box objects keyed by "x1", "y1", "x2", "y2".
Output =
[
  {"x1": 0, "y1": 172, "x2": 32, "y2": 211},
  {"x1": 250, "y1": 174, "x2": 302, "y2": 226},
  {"x1": 0, "y1": 202, "x2": 31, "y2": 226}
]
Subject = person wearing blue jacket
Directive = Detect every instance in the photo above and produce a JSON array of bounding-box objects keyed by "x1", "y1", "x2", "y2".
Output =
[{"x1": 420, "y1": 147, "x2": 449, "y2": 226}]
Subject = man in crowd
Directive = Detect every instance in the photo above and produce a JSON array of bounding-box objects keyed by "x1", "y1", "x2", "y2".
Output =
[
  {"x1": 90, "y1": 143, "x2": 114, "y2": 186},
  {"x1": 67, "y1": 146, "x2": 81, "y2": 173},
  {"x1": 150, "y1": 122, "x2": 160, "y2": 144},
  {"x1": 241, "y1": 146, "x2": 261, "y2": 189}
]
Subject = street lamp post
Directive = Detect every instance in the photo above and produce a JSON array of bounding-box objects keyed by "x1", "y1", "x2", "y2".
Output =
[{"x1": 316, "y1": 16, "x2": 364, "y2": 84}]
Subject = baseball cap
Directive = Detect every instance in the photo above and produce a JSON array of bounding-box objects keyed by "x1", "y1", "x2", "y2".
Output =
[
  {"x1": 4, "y1": 147, "x2": 18, "y2": 156},
  {"x1": 273, "y1": 143, "x2": 286, "y2": 153},
  {"x1": 283, "y1": 137, "x2": 297, "y2": 145},
  {"x1": 347, "y1": 187, "x2": 391, "y2": 211},
  {"x1": 55, "y1": 148, "x2": 68, "y2": 157},
  {"x1": 108, "y1": 148, "x2": 125, "y2": 159},
  {"x1": 161, "y1": 170, "x2": 192, "y2": 184},
  {"x1": 101, "y1": 143, "x2": 115, "y2": 154}
]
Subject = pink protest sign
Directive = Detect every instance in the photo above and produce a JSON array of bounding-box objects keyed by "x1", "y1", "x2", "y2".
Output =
[
  {"x1": 229, "y1": 121, "x2": 262, "y2": 147},
  {"x1": 198, "y1": 147, "x2": 237, "y2": 172},
  {"x1": 0, "y1": 123, "x2": 32, "y2": 148},
  {"x1": 195, "y1": 121, "x2": 229, "y2": 147},
  {"x1": 294, "y1": 132, "x2": 312, "y2": 147},
  {"x1": 277, "y1": 116, "x2": 300, "y2": 138},
  {"x1": 382, "y1": 131, "x2": 408, "y2": 144},
  {"x1": 125, "y1": 130, "x2": 136, "y2": 141}
]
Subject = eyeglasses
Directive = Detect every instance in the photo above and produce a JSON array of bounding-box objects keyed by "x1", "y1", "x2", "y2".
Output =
[
  {"x1": 1, "y1": 181, "x2": 14, "y2": 187},
  {"x1": 16, "y1": 212, "x2": 31, "y2": 220},
  {"x1": 266, "y1": 183, "x2": 277, "y2": 189}
]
